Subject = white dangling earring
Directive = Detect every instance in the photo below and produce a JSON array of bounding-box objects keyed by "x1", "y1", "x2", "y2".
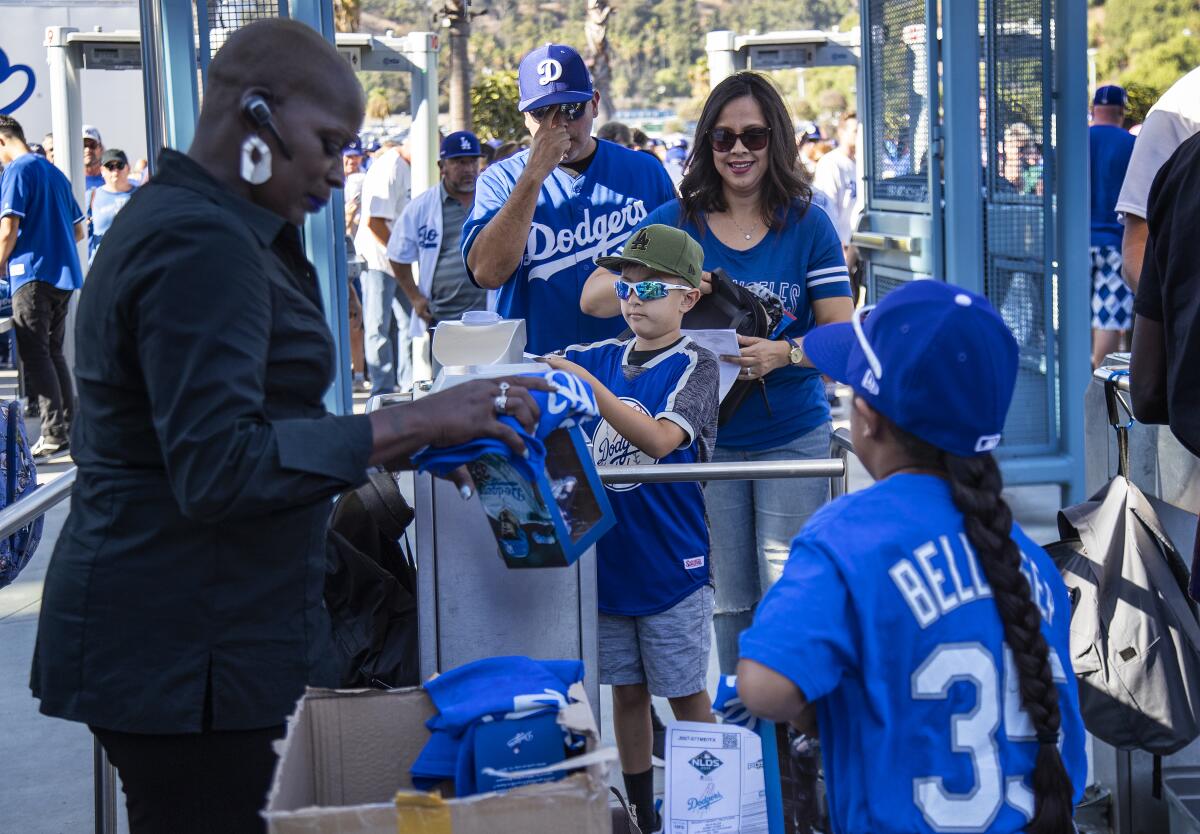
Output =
[{"x1": 240, "y1": 134, "x2": 272, "y2": 184}]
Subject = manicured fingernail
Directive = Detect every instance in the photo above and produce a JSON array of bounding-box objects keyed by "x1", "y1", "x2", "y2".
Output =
[{"x1": 459, "y1": 485, "x2": 473, "y2": 500}]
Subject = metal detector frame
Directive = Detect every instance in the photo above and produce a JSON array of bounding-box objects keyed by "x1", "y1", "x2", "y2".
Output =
[{"x1": 44, "y1": 16, "x2": 439, "y2": 415}]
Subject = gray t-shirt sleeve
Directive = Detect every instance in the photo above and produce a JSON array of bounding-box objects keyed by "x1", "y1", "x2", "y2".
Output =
[{"x1": 657, "y1": 342, "x2": 720, "y2": 462}]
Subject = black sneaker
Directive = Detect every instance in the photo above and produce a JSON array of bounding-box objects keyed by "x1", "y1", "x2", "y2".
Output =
[{"x1": 31, "y1": 436, "x2": 68, "y2": 458}]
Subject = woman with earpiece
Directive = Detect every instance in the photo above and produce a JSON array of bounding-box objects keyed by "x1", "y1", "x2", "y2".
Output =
[{"x1": 30, "y1": 20, "x2": 548, "y2": 834}]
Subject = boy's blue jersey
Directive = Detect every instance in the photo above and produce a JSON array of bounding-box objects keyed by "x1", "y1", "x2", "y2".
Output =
[
  {"x1": 563, "y1": 337, "x2": 719, "y2": 616},
  {"x1": 740, "y1": 474, "x2": 1087, "y2": 834},
  {"x1": 462, "y1": 140, "x2": 676, "y2": 355}
]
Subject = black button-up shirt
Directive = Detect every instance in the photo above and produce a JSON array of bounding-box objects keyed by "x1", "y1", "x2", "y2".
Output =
[{"x1": 32, "y1": 150, "x2": 374, "y2": 733}]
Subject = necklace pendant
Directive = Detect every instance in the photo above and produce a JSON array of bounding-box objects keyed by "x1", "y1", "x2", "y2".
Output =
[{"x1": 744, "y1": 233, "x2": 752, "y2": 240}]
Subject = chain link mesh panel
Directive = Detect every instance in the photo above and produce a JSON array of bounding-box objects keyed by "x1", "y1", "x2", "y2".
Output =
[
  {"x1": 866, "y1": 0, "x2": 930, "y2": 204},
  {"x1": 981, "y1": 0, "x2": 1056, "y2": 450},
  {"x1": 204, "y1": 0, "x2": 286, "y2": 59},
  {"x1": 870, "y1": 270, "x2": 909, "y2": 302}
]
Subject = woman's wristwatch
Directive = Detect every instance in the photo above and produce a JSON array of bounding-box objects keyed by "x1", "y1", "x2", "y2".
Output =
[{"x1": 784, "y1": 335, "x2": 805, "y2": 366}]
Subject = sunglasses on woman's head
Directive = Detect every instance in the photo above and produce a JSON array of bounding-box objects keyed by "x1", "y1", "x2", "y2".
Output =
[
  {"x1": 709, "y1": 127, "x2": 771, "y2": 153},
  {"x1": 528, "y1": 102, "x2": 588, "y2": 123},
  {"x1": 614, "y1": 279, "x2": 694, "y2": 301}
]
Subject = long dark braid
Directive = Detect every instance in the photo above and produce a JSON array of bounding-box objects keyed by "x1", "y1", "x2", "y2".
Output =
[
  {"x1": 886, "y1": 417, "x2": 1074, "y2": 832},
  {"x1": 942, "y1": 451, "x2": 1074, "y2": 833}
]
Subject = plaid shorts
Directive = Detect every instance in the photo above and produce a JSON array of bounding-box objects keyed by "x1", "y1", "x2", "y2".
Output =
[{"x1": 1091, "y1": 245, "x2": 1132, "y2": 331}]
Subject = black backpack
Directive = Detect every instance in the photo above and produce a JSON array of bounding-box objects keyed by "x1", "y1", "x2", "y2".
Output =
[
  {"x1": 324, "y1": 471, "x2": 420, "y2": 689},
  {"x1": 681, "y1": 268, "x2": 784, "y2": 425}
]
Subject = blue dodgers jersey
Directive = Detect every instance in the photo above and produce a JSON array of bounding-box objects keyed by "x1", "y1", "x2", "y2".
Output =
[
  {"x1": 462, "y1": 140, "x2": 677, "y2": 354},
  {"x1": 0, "y1": 154, "x2": 85, "y2": 292},
  {"x1": 565, "y1": 337, "x2": 718, "y2": 616},
  {"x1": 637, "y1": 199, "x2": 851, "y2": 451},
  {"x1": 740, "y1": 474, "x2": 1087, "y2": 834},
  {"x1": 1089, "y1": 124, "x2": 1135, "y2": 248}
]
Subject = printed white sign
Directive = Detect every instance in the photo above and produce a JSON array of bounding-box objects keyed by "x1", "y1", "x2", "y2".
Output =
[
  {"x1": 664, "y1": 721, "x2": 767, "y2": 833},
  {"x1": 681, "y1": 329, "x2": 742, "y2": 403}
]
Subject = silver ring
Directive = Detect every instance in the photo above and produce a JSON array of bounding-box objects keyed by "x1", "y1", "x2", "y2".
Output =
[
  {"x1": 743, "y1": 367, "x2": 754, "y2": 377},
  {"x1": 494, "y1": 382, "x2": 510, "y2": 414}
]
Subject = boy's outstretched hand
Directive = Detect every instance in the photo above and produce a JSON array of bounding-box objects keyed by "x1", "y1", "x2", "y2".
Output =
[{"x1": 540, "y1": 354, "x2": 605, "y2": 394}]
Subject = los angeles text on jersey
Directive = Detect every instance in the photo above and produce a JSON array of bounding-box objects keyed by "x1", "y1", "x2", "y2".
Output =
[
  {"x1": 888, "y1": 534, "x2": 1056, "y2": 628},
  {"x1": 524, "y1": 201, "x2": 650, "y2": 282}
]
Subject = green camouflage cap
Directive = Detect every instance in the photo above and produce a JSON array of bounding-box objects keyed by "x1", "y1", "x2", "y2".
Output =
[{"x1": 596, "y1": 224, "x2": 704, "y2": 288}]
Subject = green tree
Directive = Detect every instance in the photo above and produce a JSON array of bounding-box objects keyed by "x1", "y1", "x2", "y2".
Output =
[
  {"x1": 472, "y1": 70, "x2": 527, "y2": 140},
  {"x1": 1093, "y1": 0, "x2": 1200, "y2": 102}
]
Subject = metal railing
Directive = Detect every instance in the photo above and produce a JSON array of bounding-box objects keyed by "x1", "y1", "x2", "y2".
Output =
[
  {"x1": 0, "y1": 466, "x2": 76, "y2": 539},
  {"x1": 1094, "y1": 364, "x2": 1131, "y2": 393},
  {"x1": 594, "y1": 427, "x2": 856, "y2": 498}
]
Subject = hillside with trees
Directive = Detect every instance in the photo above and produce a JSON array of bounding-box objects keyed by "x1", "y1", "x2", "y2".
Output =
[
  {"x1": 347, "y1": 0, "x2": 1200, "y2": 137},
  {"x1": 1089, "y1": 0, "x2": 1200, "y2": 123},
  {"x1": 353, "y1": 0, "x2": 857, "y2": 133}
]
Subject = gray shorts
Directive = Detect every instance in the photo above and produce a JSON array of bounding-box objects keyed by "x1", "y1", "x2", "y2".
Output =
[{"x1": 598, "y1": 585, "x2": 714, "y2": 698}]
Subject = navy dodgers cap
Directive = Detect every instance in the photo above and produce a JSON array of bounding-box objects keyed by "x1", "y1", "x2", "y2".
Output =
[
  {"x1": 804, "y1": 280, "x2": 1019, "y2": 458},
  {"x1": 1093, "y1": 84, "x2": 1127, "y2": 107},
  {"x1": 440, "y1": 131, "x2": 483, "y2": 159},
  {"x1": 518, "y1": 44, "x2": 593, "y2": 112}
]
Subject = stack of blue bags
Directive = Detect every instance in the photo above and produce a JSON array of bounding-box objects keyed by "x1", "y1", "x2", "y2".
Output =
[{"x1": 411, "y1": 656, "x2": 587, "y2": 796}]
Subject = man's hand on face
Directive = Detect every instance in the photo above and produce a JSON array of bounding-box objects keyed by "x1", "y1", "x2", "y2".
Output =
[{"x1": 525, "y1": 110, "x2": 572, "y2": 180}]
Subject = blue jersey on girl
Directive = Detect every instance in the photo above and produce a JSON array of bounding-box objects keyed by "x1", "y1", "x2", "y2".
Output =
[
  {"x1": 740, "y1": 474, "x2": 1087, "y2": 834},
  {"x1": 636, "y1": 199, "x2": 850, "y2": 450},
  {"x1": 563, "y1": 336, "x2": 719, "y2": 616}
]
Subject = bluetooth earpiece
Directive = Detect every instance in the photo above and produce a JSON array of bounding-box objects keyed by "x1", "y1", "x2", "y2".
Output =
[{"x1": 241, "y1": 92, "x2": 294, "y2": 161}]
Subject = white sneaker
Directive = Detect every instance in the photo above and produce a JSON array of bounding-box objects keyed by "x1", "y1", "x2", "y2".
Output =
[{"x1": 30, "y1": 436, "x2": 68, "y2": 458}]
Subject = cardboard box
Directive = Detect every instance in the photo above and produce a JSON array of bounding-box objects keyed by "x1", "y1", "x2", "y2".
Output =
[
  {"x1": 469, "y1": 424, "x2": 613, "y2": 568},
  {"x1": 264, "y1": 682, "x2": 612, "y2": 834}
]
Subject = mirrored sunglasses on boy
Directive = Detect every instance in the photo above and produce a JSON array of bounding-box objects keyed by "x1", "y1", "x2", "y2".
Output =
[
  {"x1": 528, "y1": 101, "x2": 588, "y2": 123},
  {"x1": 614, "y1": 279, "x2": 695, "y2": 301}
]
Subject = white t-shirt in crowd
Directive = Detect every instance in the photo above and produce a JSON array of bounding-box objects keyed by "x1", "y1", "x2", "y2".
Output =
[
  {"x1": 343, "y1": 170, "x2": 366, "y2": 250},
  {"x1": 353, "y1": 148, "x2": 411, "y2": 271},
  {"x1": 1115, "y1": 66, "x2": 1200, "y2": 221},
  {"x1": 811, "y1": 147, "x2": 857, "y2": 246}
]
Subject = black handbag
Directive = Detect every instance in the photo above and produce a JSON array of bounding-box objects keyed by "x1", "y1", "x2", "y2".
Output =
[
  {"x1": 681, "y1": 268, "x2": 785, "y2": 425},
  {"x1": 324, "y1": 472, "x2": 420, "y2": 689}
]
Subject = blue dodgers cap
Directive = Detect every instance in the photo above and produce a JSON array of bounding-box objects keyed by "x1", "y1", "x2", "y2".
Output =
[
  {"x1": 517, "y1": 43, "x2": 593, "y2": 112},
  {"x1": 1093, "y1": 84, "x2": 1127, "y2": 107},
  {"x1": 440, "y1": 131, "x2": 483, "y2": 159},
  {"x1": 342, "y1": 137, "x2": 364, "y2": 157},
  {"x1": 805, "y1": 280, "x2": 1019, "y2": 457}
]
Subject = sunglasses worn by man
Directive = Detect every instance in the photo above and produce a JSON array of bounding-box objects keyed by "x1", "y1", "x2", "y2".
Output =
[
  {"x1": 709, "y1": 126, "x2": 771, "y2": 153},
  {"x1": 103, "y1": 162, "x2": 126, "y2": 171},
  {"x1": 528, "y1": 101, "x2": 588, "y2": 124}
]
